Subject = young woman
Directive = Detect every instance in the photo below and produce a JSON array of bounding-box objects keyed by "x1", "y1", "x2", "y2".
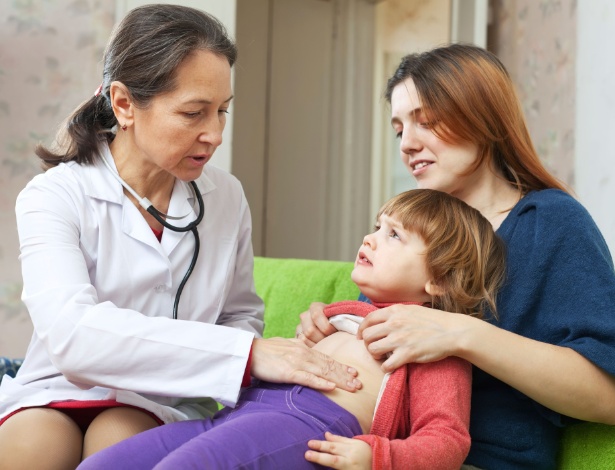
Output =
[
  {"x1": 299, "y1": 44, "x2": 615, "y2": 470},
  {"x1": 78, "y1": 188, "x2": 506, "y2": 470},
  {"x1": 0, "y1": 5, "x2": 358, "y2": 468}
]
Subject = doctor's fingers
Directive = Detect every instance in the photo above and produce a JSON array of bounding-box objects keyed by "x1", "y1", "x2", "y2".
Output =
[
  {"x1": 290, "y1": 348, "x2": 362, "y2": 393},
  {"x1": 251, "y1": 338, "x2": 361, "y2": 392}
]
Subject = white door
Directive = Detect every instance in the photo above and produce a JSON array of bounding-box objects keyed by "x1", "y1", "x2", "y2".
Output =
[{"x1": 233, "y1": 0, "x2": 375, "y2": 261}]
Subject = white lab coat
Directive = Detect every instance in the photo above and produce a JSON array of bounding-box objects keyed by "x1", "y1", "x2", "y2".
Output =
[{"x1": 0, "y1": 145, "x2": 264, "y2": 423}]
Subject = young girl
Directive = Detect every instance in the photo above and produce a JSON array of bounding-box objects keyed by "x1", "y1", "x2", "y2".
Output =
[{"x1": 78, "y1": 188, "x2": 506, "y2": 470}]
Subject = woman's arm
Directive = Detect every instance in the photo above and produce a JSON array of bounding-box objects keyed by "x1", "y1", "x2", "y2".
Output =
[
  {"x1": 459, "y1": 315, "x2": 615, "y2": 424},
  {"x1": 296, "y1": 302, "x2": 337, "y2": 347},
  {"x1": 358, "y1": 306, "x2": 615, "y2": 424}
]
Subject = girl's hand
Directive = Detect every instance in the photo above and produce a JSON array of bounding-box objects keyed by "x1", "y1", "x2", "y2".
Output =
[
  {"x1": 357, "y1": 304, "x2": 472, "y2": 372},
  {"x1": 251, "y1": 337, "x2": 361, "y2": 392},
  {"x1": 305, "y1": 432, "x2": 372, "y2": 469},
  {"x1": 296, "y1": 302, "x2": 338, "y2": 347}
]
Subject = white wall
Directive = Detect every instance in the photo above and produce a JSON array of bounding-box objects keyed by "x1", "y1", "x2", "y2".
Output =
[
  {"x1": 115, "y1": 0, "x2": 237, "y2": 173},
  {"x1": 576, "y1": 1, "x2": 615, "y2": 255}
]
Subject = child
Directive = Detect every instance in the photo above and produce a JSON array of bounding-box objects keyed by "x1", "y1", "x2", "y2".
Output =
[{"x1": 78, "y1": 189, "x2": 506, "y2": 470}]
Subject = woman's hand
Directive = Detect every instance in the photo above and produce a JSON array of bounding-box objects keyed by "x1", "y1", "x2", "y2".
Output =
[
  {"x1": 251, "y1": 337, "x2": 362, "y2": 392},
  {"x1": 305, "y1": 432, "x2": 372, "y2": 469},
  {"x1": 296, "y1": 302, "x2": 338, "y2": 347},
  {"x1": 359, "y1": 304, "x2": 615, "y2": 424},
  {"x1": 357, "y1": 304, "x2": 471, "y2": 372}
]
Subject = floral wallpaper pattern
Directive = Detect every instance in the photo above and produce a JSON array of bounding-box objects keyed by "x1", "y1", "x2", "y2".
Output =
[
  {"x1": 489, "y1": 0, "x2": 577, "y2": 187},
  {"x1": 0, "y1": 0, "x2": 115, "y2": 356},
  {"x1": 0, "y1": 0, "x2": 578, "y2": 357}
]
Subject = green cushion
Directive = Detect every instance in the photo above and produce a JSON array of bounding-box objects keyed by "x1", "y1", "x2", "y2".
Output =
[
  {"x1": 558, "y1": 422, "x2": 615, "y2": 469},
  {"x1": 253, "y1": 256, "x2": 359, "y2": 338},
  {"x1": 252, "y1": 256, "x2": 615, "y2": 469}
]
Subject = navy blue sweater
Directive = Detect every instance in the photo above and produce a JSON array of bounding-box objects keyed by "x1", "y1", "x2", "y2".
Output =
[{"x1": 465, "y1": 190, "x2": 615, "y2": 469}]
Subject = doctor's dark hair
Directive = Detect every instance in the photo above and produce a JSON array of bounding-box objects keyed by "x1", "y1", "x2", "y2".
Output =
[
  {"x1": 385, "y1": 43, "x2": 568, "y2": 195},
  {"x1": 377, "y1": 189, "x2": 506, "y2": 318},
  {"x1": 35, "y1": 4, "x2": 237, "y2": 169}
]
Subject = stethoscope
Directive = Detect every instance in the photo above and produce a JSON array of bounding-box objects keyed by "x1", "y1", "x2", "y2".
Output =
[{"x1": 101, "y1": 155, "x2": 204, "y2": 320}]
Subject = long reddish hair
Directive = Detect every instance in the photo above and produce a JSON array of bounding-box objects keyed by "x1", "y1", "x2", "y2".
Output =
[
  {"x1": 378, "y1": 189, "x2": 506, "y2": 318},
  {"x1": 385, "y1": 43, "x2": 568, "y2": 194}
]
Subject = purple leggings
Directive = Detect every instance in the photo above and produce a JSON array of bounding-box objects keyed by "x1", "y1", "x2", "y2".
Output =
[{"x1": 78, "y1": 382, "x2": 362, "y2": 469}]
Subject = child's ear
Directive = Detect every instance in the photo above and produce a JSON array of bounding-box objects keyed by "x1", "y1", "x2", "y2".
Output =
[{"x1": 425, "y1": 280, "x2": 445, "y2": 296}]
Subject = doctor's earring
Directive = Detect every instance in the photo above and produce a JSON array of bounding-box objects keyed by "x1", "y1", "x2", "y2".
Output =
[{"x1": 121, "y1": 123, "x2": 127, "y2": 131}]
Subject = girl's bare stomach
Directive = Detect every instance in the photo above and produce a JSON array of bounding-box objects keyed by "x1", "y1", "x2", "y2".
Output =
[{"x1": 312, "y1": 331, "x2": 386, "y2": 433}]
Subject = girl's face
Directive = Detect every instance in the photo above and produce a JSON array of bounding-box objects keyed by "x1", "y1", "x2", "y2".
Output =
[
  {"x1": 390, "y1": 78, "x2": 482, "y2": 199},
  {"x1": 129, "y1": 49, "x2": 233, "y2": 182},
  {"x1": 351, "y1": 213, "x2": 433, "y2": 304}
]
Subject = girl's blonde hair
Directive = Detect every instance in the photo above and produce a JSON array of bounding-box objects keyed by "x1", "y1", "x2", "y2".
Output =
[{"x1": 378, "y1": 189, "x2": 506, "y2": 318}]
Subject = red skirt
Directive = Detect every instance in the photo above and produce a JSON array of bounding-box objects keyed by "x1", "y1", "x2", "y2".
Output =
[{"x1": 0, "y1": 400, "x2": 163, "y2": 433}]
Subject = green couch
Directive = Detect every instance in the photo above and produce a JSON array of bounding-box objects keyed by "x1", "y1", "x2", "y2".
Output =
[
  {"x1": 254, "y1": 256, "x2": 615, "y2": 470},
  {"x1": 1, "y1": 256, "x2": 614, "y2": 468}
]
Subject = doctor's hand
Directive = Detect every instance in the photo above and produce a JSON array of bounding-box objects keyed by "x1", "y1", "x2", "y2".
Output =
[
  {"x1": 251, "y1": 337, "x2": 362, "y2": 392},
  {"x1": 296, "y1": 302, "x2": 338, "y2": 347}
]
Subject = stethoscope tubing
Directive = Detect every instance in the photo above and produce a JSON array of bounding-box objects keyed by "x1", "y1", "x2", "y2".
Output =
[
  {"x1": 146, "y1": 181, "x2": 204, "y2": 232},
  {"x1": 172, "y1": 225, "x2": 200, "y2": 320},
  {"x1": 146, "y1": 182, "x2": 204, "y2": 320},
  {"x1": 102, "y1": 154, "x2": 205, "y2": 320}
]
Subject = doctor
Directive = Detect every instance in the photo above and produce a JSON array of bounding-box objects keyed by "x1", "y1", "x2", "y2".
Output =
[{"x1": 0, "y1": 5, "x2": 360, "y2": 469}]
